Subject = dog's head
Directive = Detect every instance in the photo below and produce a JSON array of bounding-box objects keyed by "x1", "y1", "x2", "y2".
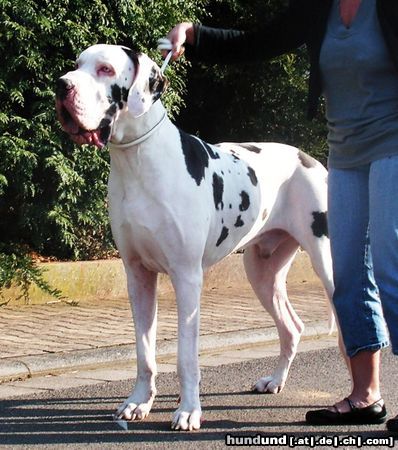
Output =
[{"x1": 55, "y1": 44, "x2": 167, "y2": 148}]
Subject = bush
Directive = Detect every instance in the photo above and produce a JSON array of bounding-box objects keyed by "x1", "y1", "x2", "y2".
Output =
[{"x1": 0, "y1": 245, "x2": 62, "y2": 305}]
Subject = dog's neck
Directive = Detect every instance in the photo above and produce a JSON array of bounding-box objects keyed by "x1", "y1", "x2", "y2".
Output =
[{"x1": 109, "y1": 101, "x2": 167, "y2": 148}]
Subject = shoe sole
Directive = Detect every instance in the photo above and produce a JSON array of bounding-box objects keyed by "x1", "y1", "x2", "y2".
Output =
[{"x1": 307, "y1": 415, "x2": 387, "y2": 426}]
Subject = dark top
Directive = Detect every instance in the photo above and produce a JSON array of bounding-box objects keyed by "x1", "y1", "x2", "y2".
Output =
[
  {"x1": 320, "y1": 0, "x2": 398, "y2": 168},
  {"x1": 185, "y1": 0, "x2": 398, "y2": 119}
]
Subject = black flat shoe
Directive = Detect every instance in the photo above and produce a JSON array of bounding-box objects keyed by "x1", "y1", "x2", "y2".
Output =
[
  {"x1": 387, "y1": 415, "x2": 398, "y2": 432},
  {"x1": 306, "y1": 398, "x2": 387, "y2": 425}
]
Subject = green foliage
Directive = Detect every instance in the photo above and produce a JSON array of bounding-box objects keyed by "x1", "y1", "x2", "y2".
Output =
[
  {"x1": 177, "y1": 0, "x2": 328, "y2": 165},
  {"x1": 0, "y1": 245, "x2": 62, "y2": 306}
]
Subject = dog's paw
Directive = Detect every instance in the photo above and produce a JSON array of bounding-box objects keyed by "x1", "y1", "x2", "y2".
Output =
[
  {"x1": 171, "y1": 407, "x2": 202, "y2": 431},
  {"x1": 115, "y1": 397, "x2": 154, "y2": 421},
  {"x1": 252, "y1": 376, "x2": 284, "y2": 394}
]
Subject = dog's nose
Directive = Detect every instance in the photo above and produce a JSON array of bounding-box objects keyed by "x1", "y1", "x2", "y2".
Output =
[{"x1": 56, "y1": 78, "x2": 75, "y2": 99}]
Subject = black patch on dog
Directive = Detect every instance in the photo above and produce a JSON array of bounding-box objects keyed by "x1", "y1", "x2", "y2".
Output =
[
  {"x1": 122, "y1": 47, "x2": 140, "y2": 76},
  {"x1": 98, "y1": 117, "x2": 112, "y2": 129},
  {"x1": 149, "y1": 68, "x2": 158, "y2": 91},
  {"x1": 149, "y1": 67, "x2": 167, "y2": 102},
  {"x1": 122, "y1": 46, "x2": 140, "y2": 62},
  {"x1": 230, "y1": 150, "x2": 240, "y2": 162},
  {"x1": 234, "y1": 215, "x2": 244, "y2": 227},
  {"x1": 100, "y1": 126, "x2": 111, "y2": 143},
  {"x1": 112, "y1": 87, "x2": 128, "y2": 107},
  {"x1": 311, "y1": 211, "x2": 328, "y2": 238},
  {"x1": 179, "y1": 130, "x2": 209, "y2": 186},
  {"x1": 97, "y1": 102, "x2": 119, "y2": 144},
  {"x1": 239, "y1": 143, "x2": 262, "y2": 153},
  {"x1": 247, "y1": 166, "x2": 258, "y2": 186},
  {"x1": 212, "y1": 173, "x2": 224, "y2": 210},
  {"x1": 106, "y1": 103, "x2": 118, "y2": 116},
  {"x1": 204, "y1": 142, "x2": 220, "y2": 160},
  {"x1": 121, "y1": 87, "x2": 129, "y2": 102},
  {"x1": 111, "y1": 84, "x2": 124, "y2": 104},
  {"x1": 298, "y1": 150, "x2": 318, "y2": 169},
  {"x1": 216, "y1": 226, "x2": 229, "y2": 247},
  {"x1": 239, "y1": 191, "x2": 250, "y2": 211}
]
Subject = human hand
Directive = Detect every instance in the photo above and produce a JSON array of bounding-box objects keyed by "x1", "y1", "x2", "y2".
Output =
[{"x1": 162, "y1": 22, "x2": 195, "y2": 60}]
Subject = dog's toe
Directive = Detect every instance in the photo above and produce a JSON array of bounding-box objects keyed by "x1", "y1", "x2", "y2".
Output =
[
  {"x1": 253, "y1": 376, "x2": 284, "y2": 394},
  {"x1": 116, "y1": 399, "x2": 153, "y2": 422},
  {"x1": 171, "y1": 408, "x2": 202, "y2": 431}
]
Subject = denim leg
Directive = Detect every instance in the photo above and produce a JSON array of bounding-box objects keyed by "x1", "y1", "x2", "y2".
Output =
[
  {"x1": 328, "y1": 166, "x2": 389, "y2": 358},
  {"x1": 369, "y1": 156, "x2": 398, "y2": 355}
]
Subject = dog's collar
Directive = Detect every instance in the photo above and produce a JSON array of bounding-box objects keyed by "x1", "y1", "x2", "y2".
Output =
[{"x1": 108, "y1": 112, "x2": 167, "y2": 150}]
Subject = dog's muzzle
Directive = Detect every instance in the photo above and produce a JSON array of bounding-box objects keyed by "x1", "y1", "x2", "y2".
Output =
[{"x1": 55, "y1": 77, "x2": 113, "y2": 149}]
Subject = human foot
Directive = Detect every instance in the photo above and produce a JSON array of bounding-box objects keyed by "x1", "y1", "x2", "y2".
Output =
[{"x1": 306, "y1": 398, "x2": 387, "y2": 425}]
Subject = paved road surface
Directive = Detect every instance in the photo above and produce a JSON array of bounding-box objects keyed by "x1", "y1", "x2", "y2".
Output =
[{"x1": 1, "y1": 346, "x2": 397, "y2": 449}]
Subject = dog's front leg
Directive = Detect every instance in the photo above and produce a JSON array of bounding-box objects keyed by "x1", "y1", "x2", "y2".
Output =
[
  {"x1": 170, "y1": 269, "x2": 203, "y2": 431},
  {"x1": 115, "y1": 262, "x2": 158, "y2": 422}
]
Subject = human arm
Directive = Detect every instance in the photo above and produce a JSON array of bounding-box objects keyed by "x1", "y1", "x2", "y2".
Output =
[{"x1": 167, "y1": 0, "x2": 310, "y2": 64}]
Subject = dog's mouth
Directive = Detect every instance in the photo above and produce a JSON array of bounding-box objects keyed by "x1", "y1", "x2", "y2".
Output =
[{"x1": 56, "y1": 101, "x2": 112, "y2": 149}]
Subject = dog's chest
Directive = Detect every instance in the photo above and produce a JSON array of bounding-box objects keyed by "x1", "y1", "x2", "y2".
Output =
[{"x1": 108, "y1": 171, "x2": 175, "y2": 268}]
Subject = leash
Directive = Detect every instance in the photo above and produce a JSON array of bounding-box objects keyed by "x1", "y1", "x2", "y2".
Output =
[{"x1": 108, "y1": 112, "x2": 167, "y2": 150}]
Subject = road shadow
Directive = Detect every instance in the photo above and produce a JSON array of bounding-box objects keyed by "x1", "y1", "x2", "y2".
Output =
[{"x1": 1, "y1": 393, "x2": 396, "y2": 446}]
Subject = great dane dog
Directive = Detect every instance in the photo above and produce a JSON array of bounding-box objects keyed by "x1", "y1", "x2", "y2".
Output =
[{"x1": 56, "y1": 44, "x2": 335, "y2": 431}]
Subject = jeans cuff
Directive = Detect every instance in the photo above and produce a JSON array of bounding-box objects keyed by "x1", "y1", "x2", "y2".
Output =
[{"x1": 346, "y1": 340, "x2": 390, "y2": 358}]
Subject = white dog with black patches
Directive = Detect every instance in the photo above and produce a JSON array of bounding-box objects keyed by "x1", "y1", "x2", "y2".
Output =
[{"x1": 56, "y1": 44, "x2": 334, "y2": 431}]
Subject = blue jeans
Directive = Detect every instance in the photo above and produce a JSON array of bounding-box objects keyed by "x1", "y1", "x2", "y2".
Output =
[{"x1": 328, "y1": 156, "x2": 398, "y2": 358}]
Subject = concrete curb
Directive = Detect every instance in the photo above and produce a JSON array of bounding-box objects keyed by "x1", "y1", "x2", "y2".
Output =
[
  {"x1": 0, "y1": 320, "x2": 333, "y2": 383},
  {"x1": 4, "y1": 252, "x2": 318, "y2": 306}
]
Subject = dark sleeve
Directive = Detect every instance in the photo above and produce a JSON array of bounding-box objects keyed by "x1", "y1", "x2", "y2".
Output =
[{"x1": 184, "y1": 0, "x2": 309, "y2": 63}]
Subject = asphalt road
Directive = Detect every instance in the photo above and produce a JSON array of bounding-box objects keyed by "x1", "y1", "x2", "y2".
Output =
[{"x1": 1, "y1": 347, "x2": 397, "y2": 449}]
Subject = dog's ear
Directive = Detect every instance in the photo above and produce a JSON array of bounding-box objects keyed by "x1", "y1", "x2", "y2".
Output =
[{"x1": 127, "y1": 53, "x2": 168, "y2": 118}]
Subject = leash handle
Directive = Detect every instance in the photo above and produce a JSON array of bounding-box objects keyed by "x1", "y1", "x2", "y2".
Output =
[{"x1": 157, "y1": 38, "x2": 173, "y2": 74}]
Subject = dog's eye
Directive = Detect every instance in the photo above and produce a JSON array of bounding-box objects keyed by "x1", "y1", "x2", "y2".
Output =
[{"x1": 98, "y1": 65, "x2": 115, "y2": 76}]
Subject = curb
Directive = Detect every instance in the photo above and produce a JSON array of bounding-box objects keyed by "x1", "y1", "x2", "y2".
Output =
[
  {"x1": 5, "y1": 252, "x2": 318, "y2": 306},
  {"x1": 0, "y1": 320, "x2": 333, "y2": 383}
]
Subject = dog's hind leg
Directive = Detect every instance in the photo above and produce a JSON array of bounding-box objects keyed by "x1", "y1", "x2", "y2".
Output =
[
  {"x1": 297, "y1": 233, "x2": 353, "y2": 373},
  {"x1": 244, "y1": 234, "x2": 302, "y2": 393},
  {"x1": 115, "y1": 262, "x2": 158, "y2": 422},
  {"x1": 299, "y1": 231, "x2": 335, "y2": 329},
  {"x1": 287, "y1": 165, "x2": 335, "y2": 331},
  {"x1": 170, "y1": 267, "x2": 203, "y2": 431}
]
